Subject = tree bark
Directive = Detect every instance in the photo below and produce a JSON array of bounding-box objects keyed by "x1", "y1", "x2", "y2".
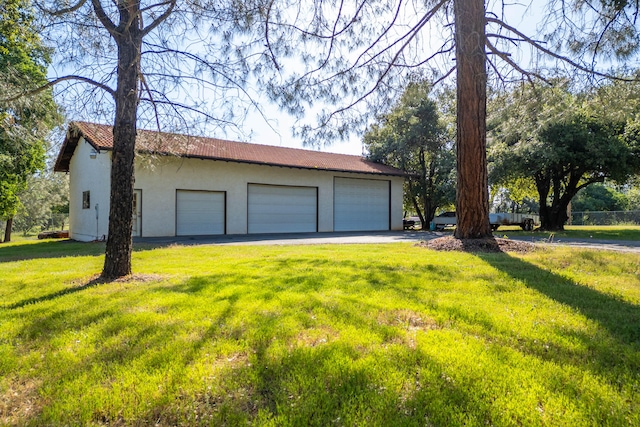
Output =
[
  {"x1": 3, "y1": 217, "x2": 12, "y2": 243},
  {"x1": 453, "y1": 0, "x2": 491, "y2": 239},
  {"x1": 539, "y1": 202, "x2": 569, "y2": 231},
  {"x1": 101, "y1": 6, "x2": 142, "y2": 280}
]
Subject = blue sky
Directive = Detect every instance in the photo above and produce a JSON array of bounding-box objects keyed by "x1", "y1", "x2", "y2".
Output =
[{"x1": 46, "y1": 1, "x2": 631, "y2": 156}]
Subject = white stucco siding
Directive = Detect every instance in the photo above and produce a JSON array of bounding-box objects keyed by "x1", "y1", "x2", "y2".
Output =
[
  {"x1": 390, "y1": 178, "x2": 403, "y2": 231},
  {"x1": 68, "y1": 138, "x2": 111, "y2": 241},
  {"x1": 134, "y1": 158, "x2": 335, "y2": 236},
  {"x1": 132, "y1": 156, "x2": 404, "y2": 236}
]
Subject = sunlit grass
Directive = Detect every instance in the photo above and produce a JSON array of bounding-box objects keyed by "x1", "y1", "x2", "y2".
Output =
[
  {"x1": 1, "y1": 241, "x2": 638, "y2": 426},
  {"x1": 496, "y1": 225, "x2": 640, "y2": 240}
]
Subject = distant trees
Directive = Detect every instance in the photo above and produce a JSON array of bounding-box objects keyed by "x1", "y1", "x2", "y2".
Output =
[
  {"x1": 363, "y1": 82, "x2": 455, "y2": 227},
  {"x1": 489, "y1": 83, "x2": 640, "y2": 230},
  {"x1": 571, "y1": 183, "x2": 630, "y2": 212},
  {"x1": 0, "y1": 0, "x2": 61, "y2": 243},
  {"x1": 13, "y1": 172, "x2": 69, "y2": 235}
]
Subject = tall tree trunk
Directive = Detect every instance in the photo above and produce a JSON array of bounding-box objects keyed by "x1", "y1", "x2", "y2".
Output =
[
  {"x1": 411, "y1": 197, "x2": 426, "y2": 229},
  {"x1": 539, "y1": 202, "x2": 569, "y2": 231},
  {"x1": 453, "y1": 0, "x2": 491, "y2": 239},
  {"x1": 3, "y1": 217, "x2": 13, "y2": 243},
  {"x1": 406, "y1": 180, "x2": 426, "y2": 228},
  {"x1": 101, "y1": 15, "x2": 142, "y2": 280}
]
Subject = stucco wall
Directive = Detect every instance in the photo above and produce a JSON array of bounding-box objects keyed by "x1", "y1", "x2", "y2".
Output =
[
  {"x1": 68, "y1": 138, "x2": 111, "y2": 241},
  {"x1": 69, "y1": 150, "x2": 404, "y2": 240},
  {"x1": 134, "y1": 156, "x2": 404, "y2": 236}
]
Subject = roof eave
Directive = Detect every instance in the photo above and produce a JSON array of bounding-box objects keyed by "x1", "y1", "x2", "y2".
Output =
[
  {"x1": 138, "y1": 151, "x2": 409, "y2": 177},
  {"x1": 53, "y1": 122, "x2": 110, "y2": 172}
]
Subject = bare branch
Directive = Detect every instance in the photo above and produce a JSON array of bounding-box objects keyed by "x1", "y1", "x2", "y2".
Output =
[
  {"x1": 143, "y1": 44, "x2": 280, "y2": 135},
  {"x1": 487, "y1": 16, "x2": 637, "y2": 81},
  {"x1": 298, "y1": 0, "x2": 449, "y2": 93},
  {"x1": 90, "y1": 0, "x2": 118, "y2": 35},
  {"x1": 264, "y1": 0, "x2": 280, "y2": 71},
  {"x1": 268, "y1": 0, "x2": 370, "y2": 40},
  {"x1": 485, "y1": 39, "x2": 549, "y2": 84},
  {"x1": 138, "y1": 98, "x2": 240, "y2": 129},
  {"x1": 142, "y1": 0, "x2": 176, "y2": 36},
  {"x1": 431, "y1": 66, "x2": 456, "y2": 87},
  {"x1": 140, "y1": 0, "x2": 172, "y2": 13},
  {"x1": 35, "y1": 0, "x2": 86, "y2": 16},
  {"x1": 1, "y1": 75, "x2": 115, "y2": 103},
  {"x1": 139, "y1": 73, "x2": 161, "y2": 133}
]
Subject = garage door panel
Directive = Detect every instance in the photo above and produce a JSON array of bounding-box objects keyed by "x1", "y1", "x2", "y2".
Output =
[
  {"x1": 334, "y1": 178, "x2": 389, "y2": 231},
  {"x1": 248, "y1": 184, "x2": 317, "y2": 234},
  {"x1": 176, "y1": 190, "x2": 225, "y2": 236}
]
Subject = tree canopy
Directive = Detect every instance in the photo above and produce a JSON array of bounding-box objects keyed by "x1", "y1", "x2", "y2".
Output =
[
  {"x1": 0, "y1": 0, "x2": 61, "y2": 242},
  {"x1": 572, "y1": 183, "x2": 630, "y2": 212},
  {"x1": 489, "y1": 83, "x2": 640, "y2": 230},
  {"x1": 364, "y1": 81, "x2": 455, "y2": 227}
]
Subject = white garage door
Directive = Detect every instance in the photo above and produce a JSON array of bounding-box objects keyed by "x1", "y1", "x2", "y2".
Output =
[
  {"x1": 176, "y1": 190, "x2": 225, "y2": 236},
  {"x1": 248, "y1": 184, "x2": 317, "y2": 234},
  {"x1": 334, "y1": 177, "x2": 390, "y2": 231}
]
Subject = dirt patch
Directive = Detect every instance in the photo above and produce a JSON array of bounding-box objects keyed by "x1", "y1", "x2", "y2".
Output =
[
  {"x1": 75, "y1": 274, "x2": 166, "y2": 286},
  {"x1": 0, "y1": 378, "x2": 43, "y2": 425},
  {"x1": 420, "y1": 236, "x2": 535, "y2": 254},
  {"x1": 378, "y1": 309, "x2": 440, "y2": 331}
]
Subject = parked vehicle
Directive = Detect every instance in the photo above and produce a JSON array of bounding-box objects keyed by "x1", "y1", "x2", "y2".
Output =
[
  {"x1": 431, "y1": 211, "x2": 539, "y2": 231},
  {"x1": 403, "y1": 216, "x2": 422, "y2": 230}
]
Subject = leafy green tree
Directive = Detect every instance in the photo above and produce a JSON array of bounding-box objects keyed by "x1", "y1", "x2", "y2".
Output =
[
  {"x1": 490, "y1": 84, "x2": 640, "y2": 230},
  {"x1": 14, "y1": 172, "x2": 69, "y2": 234},
  {"x1": 624, "y1": 176, "x2": 640, "y2": 209},
  {"x1": 490, "y1": 177, "x2": 539, "y2": 214},
  {"x1": 0, "y1": 0, "x2": 60, "y2": 243},
  {"x1": 364, "y1": 82, "x2": 455, "y2": 227},
  {"x1": 572, "y1": 183, "x2": 630, "y2": 212}
]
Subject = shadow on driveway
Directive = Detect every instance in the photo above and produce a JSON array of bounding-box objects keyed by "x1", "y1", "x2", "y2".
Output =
[{"x1": 133, "y1": 230, "x2": 438, "y2": 247}]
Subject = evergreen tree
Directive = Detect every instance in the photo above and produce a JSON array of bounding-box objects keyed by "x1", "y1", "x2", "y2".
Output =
[{"x1": 0, "y1": 0, "x2": 61, "y2": 242}]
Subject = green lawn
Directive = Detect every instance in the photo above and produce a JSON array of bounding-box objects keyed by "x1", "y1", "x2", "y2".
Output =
[
  {"x1": 1, "y1": 240, "x2": 639, "y2": 426},
  {"x1": 496, "y1": 225, "x2": 640, "y2": 241}
]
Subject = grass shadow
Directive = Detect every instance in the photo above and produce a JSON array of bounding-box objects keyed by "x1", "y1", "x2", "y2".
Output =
[
  {"x1": 478, "y1": 252, "x2": 640, "y2": 346},
  {"x1": 0, "y1": 240, "x2": 106, "y2": 263},
  {"x1": 0, "y1": 239, "x2": 170, "y2": 263},
  {"x1": 3, "y1": 276, "x2": 105, "y2": 310}
]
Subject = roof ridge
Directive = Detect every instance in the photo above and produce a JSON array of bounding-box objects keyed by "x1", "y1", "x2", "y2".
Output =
[
  {"x1": 55, "y1": 121, "x2": 407, "y2": 177},
  {"x1": 70, "y1": 121, "x2": 367, "y2": 159}
]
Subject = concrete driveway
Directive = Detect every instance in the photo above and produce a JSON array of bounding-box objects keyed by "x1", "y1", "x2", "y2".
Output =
[
  {"x1": 134, "y1": 230, "x2": 429, "y2": 246},
  {"x1": 134, "y1": 230, "x2": 640, "y2": 253}
]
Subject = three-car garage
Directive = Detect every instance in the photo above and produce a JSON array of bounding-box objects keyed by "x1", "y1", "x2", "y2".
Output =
[
  {"x1": 59, "y1": 121, "x2": 406, "y2": 241},
  {"x1": 173, "y1": 179, "x2": 392, "y2": 236}
]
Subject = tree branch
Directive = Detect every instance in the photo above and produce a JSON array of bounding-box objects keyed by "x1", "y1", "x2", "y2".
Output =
[
  {"x1": 487, "y1": 16, "x2": 638, "y2": 82},
  {"x1": 485, "y1": 39, "x2": 549, "y2": 84},
  {"x1": 35, "y1": 0, "x2": 86, "y2": 16},
  {"x1": 142, "y1": 0, "x2": 176, "y2": 36},
  {"x1": 90, "y1": 0, "x2": 118, "y2": 35},
  {"x1": 1, "y1": 75, "x2": 115, "y2": 103}
]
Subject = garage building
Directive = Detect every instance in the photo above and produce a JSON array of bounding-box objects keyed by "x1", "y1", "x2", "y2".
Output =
[{"x1": 54, "y1": 122, "x2": 406, "y2": 241}]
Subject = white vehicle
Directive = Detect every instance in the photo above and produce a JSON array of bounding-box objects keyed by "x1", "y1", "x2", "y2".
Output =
[{"x1": 432, "y1": 211, "x2": 539, "y2": 231}]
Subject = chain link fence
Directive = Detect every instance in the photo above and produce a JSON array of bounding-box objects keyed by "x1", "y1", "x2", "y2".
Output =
[
  {"x1": 569, "y1": 211, "x2": 640, "y2": 225},
  {"x1": 13, "y1": 213, "x2": 69, "y2": 235}
]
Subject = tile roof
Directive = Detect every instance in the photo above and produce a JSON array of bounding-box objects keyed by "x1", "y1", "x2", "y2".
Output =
[{"x1": 54, "y1": 121, "x2": 407, "y2": 177}]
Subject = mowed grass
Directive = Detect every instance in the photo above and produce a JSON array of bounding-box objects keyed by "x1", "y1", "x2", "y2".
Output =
[
  {"x1": 1, "y1": 241, "x2": 639, "y2": 426},
  {"x1": 496, "y1": 225, "x2": 640, "y2": 241}
]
